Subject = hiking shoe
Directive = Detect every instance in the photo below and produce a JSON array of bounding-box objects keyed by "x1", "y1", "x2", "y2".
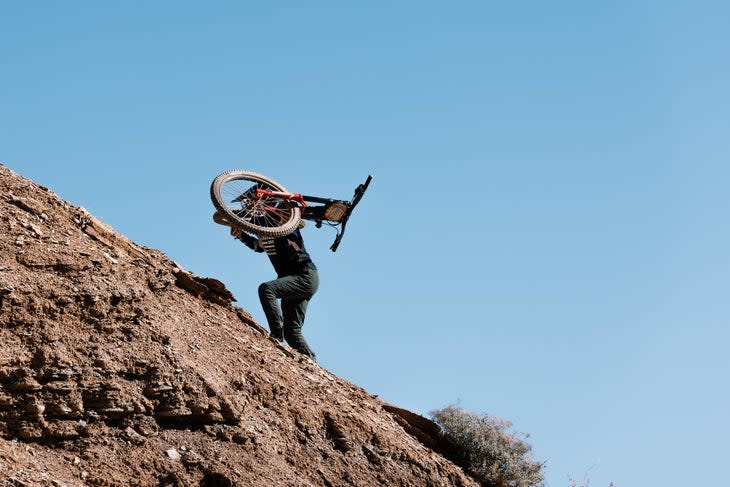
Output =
[{"x1": 298, "y1": 353, "x2": 317, "y2": 365}]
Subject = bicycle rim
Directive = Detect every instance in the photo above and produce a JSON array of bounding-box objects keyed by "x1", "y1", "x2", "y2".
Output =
[{"x1": 210, "y1": 170, "x2": 301, "y2": 238}]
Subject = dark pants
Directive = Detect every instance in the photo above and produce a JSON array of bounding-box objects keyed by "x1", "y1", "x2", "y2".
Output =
[{"x1": 258, "y1": 265, "x2": 319, "y2": 359}]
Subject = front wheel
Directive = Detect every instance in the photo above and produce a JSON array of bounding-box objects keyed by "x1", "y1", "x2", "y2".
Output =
[{"x1": 210, "y1": 170, "x2": 301, "y2": 238}]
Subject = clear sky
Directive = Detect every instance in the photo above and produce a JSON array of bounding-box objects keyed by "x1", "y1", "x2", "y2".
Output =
[{"x1": 2, "y1": 2, "x2": 728, "y2": 486}]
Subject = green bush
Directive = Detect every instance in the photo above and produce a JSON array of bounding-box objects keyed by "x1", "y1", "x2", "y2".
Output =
[{"x1": 430, "y1": 405, "x2": 545, "y2": 487}]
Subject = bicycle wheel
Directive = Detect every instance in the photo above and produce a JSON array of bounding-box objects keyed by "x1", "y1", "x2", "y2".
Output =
[{"x1": 210, "y1": 170, "x2": 302, "y2": 238}]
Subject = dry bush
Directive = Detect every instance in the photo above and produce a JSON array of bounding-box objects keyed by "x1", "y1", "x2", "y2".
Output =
[{"x1": 430, "y1": 405, "x2": 545, "y2": 487}]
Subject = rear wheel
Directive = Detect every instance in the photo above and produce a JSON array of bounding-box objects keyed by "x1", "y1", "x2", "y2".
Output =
[{"x1": 210, "y1": 170, "x2": 301, "y2": 238}]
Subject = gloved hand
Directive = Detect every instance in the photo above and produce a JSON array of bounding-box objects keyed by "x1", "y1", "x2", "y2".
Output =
[
  {"x1": 230, "y1": 225, "x2": 243, "y2": 238},
  {"x1": 212, "y1": 211, "x2": 230, "y2": 226}
]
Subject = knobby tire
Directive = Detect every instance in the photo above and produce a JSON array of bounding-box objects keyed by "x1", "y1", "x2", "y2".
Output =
[{"x1": 210, "y1": 170, "x2": 302, "y2": 238}]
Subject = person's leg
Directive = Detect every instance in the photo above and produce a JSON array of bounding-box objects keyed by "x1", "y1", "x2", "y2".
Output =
[
  {"x1": 281, "y1": 297, "x2": 315, "y2": 358},
  {"x1": 258, "y1": 275, "x2": 298, "y2": 340},
  {"x1": 258, "y1": 269, "x2": 318, "y2": 341},
  {"x1": 281, "y1": 267, "x2": 319, "y2": 358}
]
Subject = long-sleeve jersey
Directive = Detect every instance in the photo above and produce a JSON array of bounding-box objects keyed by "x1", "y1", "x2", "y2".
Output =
[{"x1": 237, "y1": 229, "x2": 315, "y2": 277}]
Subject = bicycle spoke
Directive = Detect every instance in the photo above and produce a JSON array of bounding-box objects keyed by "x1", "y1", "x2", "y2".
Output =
[
  {"x1": 211, "y1": 170, "x2": 301, "y2": 238},
  {"x1": 218, "y1": 177, "x2": 294, "y2": 229}
]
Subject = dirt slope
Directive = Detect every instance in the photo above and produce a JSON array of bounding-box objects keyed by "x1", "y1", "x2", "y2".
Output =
[{"x1": 0, "y1": 164, "x2": 477, "y2": 487}]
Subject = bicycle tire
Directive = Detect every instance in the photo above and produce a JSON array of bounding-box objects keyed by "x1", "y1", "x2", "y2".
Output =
[{"x1": 210, "y1": 169, "x2": 302, "y2": 238}]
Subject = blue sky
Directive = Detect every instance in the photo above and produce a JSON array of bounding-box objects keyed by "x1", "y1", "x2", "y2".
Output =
[{"x1": 2, "y1": 2, "x2": 729, "y2": 486}]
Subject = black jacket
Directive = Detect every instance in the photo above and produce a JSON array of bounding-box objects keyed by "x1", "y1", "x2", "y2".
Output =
[{"x1": 238, "y1": 229, "x2": 315, "y2": 277}]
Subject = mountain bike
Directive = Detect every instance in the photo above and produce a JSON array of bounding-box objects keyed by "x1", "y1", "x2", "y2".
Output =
[{"x1": 210, "y1": 170, "x2": 372, "y2": 252}]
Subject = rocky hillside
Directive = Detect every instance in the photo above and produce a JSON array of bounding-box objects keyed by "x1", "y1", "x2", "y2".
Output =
[{"x1": 0, "y1": 164, "x2": 476, "y2": 487}]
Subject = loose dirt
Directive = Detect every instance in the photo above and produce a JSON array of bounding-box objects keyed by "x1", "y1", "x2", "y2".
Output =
[{"x1": 0, "y1": 164, "x2": 477, "y2": 487}]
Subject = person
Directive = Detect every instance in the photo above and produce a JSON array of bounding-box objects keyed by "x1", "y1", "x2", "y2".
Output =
[{"x1": 216, "y1": 212, "x2": 319, "y2": 361}]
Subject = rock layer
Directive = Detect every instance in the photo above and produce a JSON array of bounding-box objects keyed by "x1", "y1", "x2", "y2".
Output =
[{"x1": 0, "y1": 164, "x2": 477, "y2": 487}]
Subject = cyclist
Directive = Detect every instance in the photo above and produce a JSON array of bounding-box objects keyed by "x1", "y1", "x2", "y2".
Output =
[{"x1": 216, "y1": 212, "x2": 319, "y2": 361}]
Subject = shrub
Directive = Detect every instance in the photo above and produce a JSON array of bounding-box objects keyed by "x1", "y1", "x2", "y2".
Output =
[
  {"x1": 568, "y1": 474, "x2": 614, "y2": 487},
  {"x1": 430, "y1": 405, "x2": 545, "y2": 487}
]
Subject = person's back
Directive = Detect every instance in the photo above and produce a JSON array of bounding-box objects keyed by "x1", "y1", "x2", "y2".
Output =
[{"x1": 256, "y1": 229, "x2": 315, "y2": 278}]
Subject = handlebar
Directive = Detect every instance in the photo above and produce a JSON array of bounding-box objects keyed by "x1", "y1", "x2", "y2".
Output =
[{"x1": 330, "y1": 174, "x2": 372, "y2": 252}]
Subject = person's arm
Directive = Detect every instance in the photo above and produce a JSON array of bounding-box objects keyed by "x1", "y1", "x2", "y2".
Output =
[{"x1": 231, "y1": 227, "x2": 264, "y2": 252}]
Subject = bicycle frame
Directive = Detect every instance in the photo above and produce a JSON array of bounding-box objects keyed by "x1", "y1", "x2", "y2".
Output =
[
  {"x1": 254, "y1": 189, "x2": 308, "y2": 208},
  {"x1": 255, "y1": 175, "x2": 372, "y2": 251}
]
